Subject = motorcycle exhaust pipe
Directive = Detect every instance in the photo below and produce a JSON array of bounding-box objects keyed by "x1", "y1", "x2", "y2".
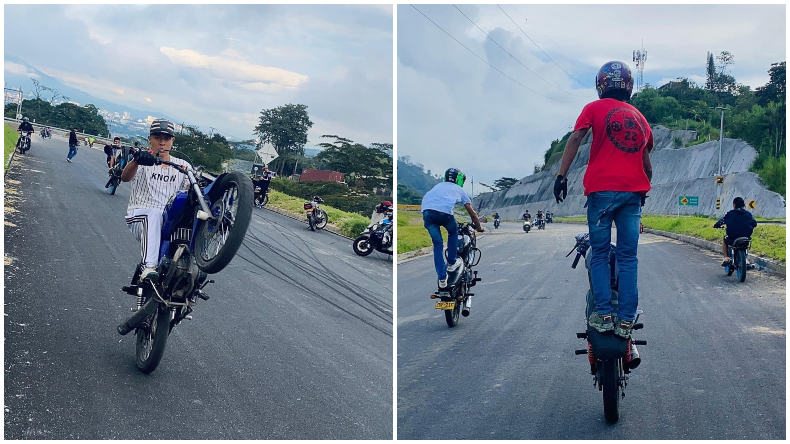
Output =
[
  {"x1": 117, "y1": 298, "x2": 159, "y2": 335},
  {"x1": 462, "y1": 297, "x2": 471, "y2": 317},
  {"x1": 626, "y1": 342, "x2": 641, "y2": 370}
]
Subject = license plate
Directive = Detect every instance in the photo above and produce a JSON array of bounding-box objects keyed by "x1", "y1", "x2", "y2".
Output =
[{"x1": 435, "y1": 301, "x2": 455, "y2": 310}]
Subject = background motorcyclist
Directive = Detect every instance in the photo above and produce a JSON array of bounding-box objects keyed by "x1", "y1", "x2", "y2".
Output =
[
  {"x1": 421, "y1": 168, "x2": 483, "y2": 289},
  {"x1": 17, "y1": 117, "x2": 34, "y2": 147},
  {"x1": 369, "y1": 200, "x2": 393, "y2": 227},
  {"x1": 104, "y1": 137, "x2": 122, "y2": 167},
  {"x1": 552, "y1": 60, "x2": 653, "y2": 339},
  {"x1": 713, "y1": 197, "x2": 757, "y2": 266},
  {"x1": 251, "y1": 165, "x2": 273, "y2": 207},
  {"x1": 522, "y1": 209, "x2": 531, "y2": 221}
]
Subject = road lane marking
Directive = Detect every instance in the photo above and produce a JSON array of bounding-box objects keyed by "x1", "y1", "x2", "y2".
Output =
[
  {"x1": 398, "y1": 312, "x2": 438, "y2": 325},
  {"x1": 745, "y1": 326, "x2": 785, "y2": 336}
]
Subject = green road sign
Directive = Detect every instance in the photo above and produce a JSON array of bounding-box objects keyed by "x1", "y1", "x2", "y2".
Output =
[{"x1": 679, "y1": 196, "x2": 699, "y2": 206}]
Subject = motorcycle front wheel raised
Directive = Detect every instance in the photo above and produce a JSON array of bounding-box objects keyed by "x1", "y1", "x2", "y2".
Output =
[
  {"x1": 135, "y1": 303, "x2": 170, "y2": 373},
  {"x1": 353, "y1": 235, "x2": 374, "y2": 256},
  {"x1": 194, "y1": 171, "x2": 253, "y2": 274},
  {"x1": 600, "y1": 359, "x2": 621, "y2": 423}
]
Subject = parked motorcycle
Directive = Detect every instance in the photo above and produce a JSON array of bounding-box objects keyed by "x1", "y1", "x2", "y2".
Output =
[
  {"x1": 304, "y1": 195, "x2": 328, "y2": 231},
  {"x1": 353, "y1": 210, "x2": 393, "y2": 256},
  {"x1": 16, "y1": 131, "x2": 32, "y2": 154},
  {"x1": 116, "y1": 159, "x2": 253, "y2": 373},
  {"x1": 568, "y1": 232, "x2": 646, "y2": 424},
  {"x1": 431, "y1": 222, "x2": 482, "y2": 328}
]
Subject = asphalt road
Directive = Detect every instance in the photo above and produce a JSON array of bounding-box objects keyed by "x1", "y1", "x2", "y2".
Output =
[
  {"x1": 4, "y1": 135, "x2": 393, "y2": 439},
  {"x1": 397, "y1": 221, "x2": 785, "y2": 439}
]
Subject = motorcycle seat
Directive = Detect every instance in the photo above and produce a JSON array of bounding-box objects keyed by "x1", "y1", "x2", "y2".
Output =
[
  {"x1": 586, "y1": 327, "x2": 628, "y2": 359},
  {"x1": 732, "y1": 237, "x2": 751, "y2": 248}
]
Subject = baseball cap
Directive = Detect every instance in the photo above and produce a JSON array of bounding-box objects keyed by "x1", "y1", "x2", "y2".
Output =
[{"x1": 149, "y1": 119, "x2": 175, "y2": 136}]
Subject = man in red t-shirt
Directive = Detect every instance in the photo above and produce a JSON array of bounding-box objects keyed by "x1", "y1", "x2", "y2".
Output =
[{"x1": 552, "y1": 61, "x2": 653, "y2": 339}]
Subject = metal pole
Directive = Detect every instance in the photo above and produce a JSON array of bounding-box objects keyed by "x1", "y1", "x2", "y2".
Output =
[
  {"x1": 715, "y1": 106, "x2": 728, "y2": 175},
  {"x1": 471, "y1": 176, "x2": 474, "y2": 199}
]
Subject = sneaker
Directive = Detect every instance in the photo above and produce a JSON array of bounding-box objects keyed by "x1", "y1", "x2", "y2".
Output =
[
  {"x1": 140, "y1": 267, "x2": 159, "y2": 282},
  {"x1": 614, "y1": 318, "x2": 634, "y2": 338},
  {"x1": 66, "y1": 158, "x2": 73, "y2": 163},
  {"x1": 447, "y1": 258, "x2": 462, "y2": 273},
  {"x1": 587, "y1": 311, "x2": 615, "y2": 333},
  {"x1": 438, "y1": 277, "x2": 448, "y2": 289}
]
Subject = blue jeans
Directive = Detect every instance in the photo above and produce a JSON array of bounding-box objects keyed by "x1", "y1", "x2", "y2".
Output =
[
  {"x1": 423, "y1": 210, "x2": 458, "y2": 280},
  {"x1": 587, "y1": 191, "x2": 642, "y2": 321},
  {"x1": 67, "y1": 144, "x2": 78, "y2": 159}
]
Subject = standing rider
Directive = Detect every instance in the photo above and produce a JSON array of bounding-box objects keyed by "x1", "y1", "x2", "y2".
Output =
[
  {"x1": 552, "y1": 61, "x2": 653, "y2": 339},
  {"x1": 713, "y1": 197, "x2": 757, "y2": 266},
  {"x1": 421, "y1": 168, "x2": 484, "y2": 289},
  {"x1": 121, "y1": 119, "x2": 193, "y2": 282}
]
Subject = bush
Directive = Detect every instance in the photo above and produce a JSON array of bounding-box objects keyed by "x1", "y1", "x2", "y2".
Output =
[{"x1": 269, "y1": 178, "x2": 391, "y2": 216}]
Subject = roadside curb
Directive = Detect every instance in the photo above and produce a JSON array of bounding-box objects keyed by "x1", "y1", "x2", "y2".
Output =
[
  {"x1": 5, "y1": 148, "x2": 16, "y2": 178},
  {"x1": 262, "y1": 204, "x2": 354, "y2": 240},
  {"x1": 397, "y1": 246, "x2": 433, "y2": 263},
  {"x1": 555, "y1": 220, "x2": 784, "y2": 277}
]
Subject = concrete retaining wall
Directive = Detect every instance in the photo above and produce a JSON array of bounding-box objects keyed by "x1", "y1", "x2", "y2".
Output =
[{"x1": 473, "y1": 126, "x2": 786, "y2": 218}]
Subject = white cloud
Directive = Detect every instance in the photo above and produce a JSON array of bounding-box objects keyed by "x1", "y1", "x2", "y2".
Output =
[
  {"x1": 239, "y1": 82, "x2": 292, "y2": 93},
  {"x1": 4, "y1": 61, "x2": 39, "y2": 78},
  {"x1": 160, "y1": 46, "x2": 308, "y2": 87}
]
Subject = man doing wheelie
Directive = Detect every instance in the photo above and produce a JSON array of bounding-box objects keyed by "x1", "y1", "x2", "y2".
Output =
[
  {"x1": 713, "y1": 197, "x2": 757, "y2": 266},
  {"x1": 553, "y1": 61, "x2": 654, "y2": 339},
  {"x1": 121, "y1": 119, "x2": 193, "y2": 282}
]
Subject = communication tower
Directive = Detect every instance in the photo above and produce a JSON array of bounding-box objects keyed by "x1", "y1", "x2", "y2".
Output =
[{"x1": 632, "y1": 40, "x2": 647, "y2": 93}]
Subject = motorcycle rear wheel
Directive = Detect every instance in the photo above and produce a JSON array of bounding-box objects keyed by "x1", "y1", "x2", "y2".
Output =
[
  {"x1": 445, "y1": 282, "x2": 465, "y2": 328},
  {"x1": 135, "y1": 303, "x2": 170, "y2": 373},
  {"x1": 600, "y1": 359, "x2": 621, "y2": 423},
  {"x1": 194, "y1": 171, "x2": 253, "y2": 274},
  {"x1": 353, "y1": 235, "x2": 374, "y2": 256},
  {"x1": 736, "y1": 250, "x2": 747, "y2": 282}
]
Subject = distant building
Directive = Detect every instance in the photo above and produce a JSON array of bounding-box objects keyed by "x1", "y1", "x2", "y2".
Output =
[
  {"x1": 122, "y1": 111, "x2": 130, "y2": 120},
  {"x1": 145, "y1": 116, "x2": 157, "y2": 124},
  {"x1": 300, "y1": 169, "x2": 344, "y2": 183}
]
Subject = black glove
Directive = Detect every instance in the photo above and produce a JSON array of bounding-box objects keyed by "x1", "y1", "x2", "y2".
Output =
[
  {"x1": 554, "y1": 175, "x2": 567, "y2": 203},
  {"x1": 640, "y1": 193, "x2": 648, "y2": 207},
  {"x1": 134, "y1": 150, "x2": 158, "y2": 166}
]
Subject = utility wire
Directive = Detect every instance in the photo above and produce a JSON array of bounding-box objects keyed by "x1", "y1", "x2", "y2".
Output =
[
  {"x1": 452, "y1": 4, "x2": 588, "y2": 98},
  {"x1": 509, "y1": 5, "x2": 569, "y2": 61},
  {"x1": 497, "y1": 4, "x2": 592, "y2": 89},
  {"x1": 410, "y1": 4, "x2": 569, "y2": 103}
]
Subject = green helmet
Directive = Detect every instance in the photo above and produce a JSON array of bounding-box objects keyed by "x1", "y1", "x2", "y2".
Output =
[{"x1": 444, "y1": 168, "x2": 466, "y2": 187}]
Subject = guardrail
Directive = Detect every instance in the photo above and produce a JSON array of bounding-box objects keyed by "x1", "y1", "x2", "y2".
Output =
[{"x1": 4, "y1": 117, "x2": 112, "y2": 146}]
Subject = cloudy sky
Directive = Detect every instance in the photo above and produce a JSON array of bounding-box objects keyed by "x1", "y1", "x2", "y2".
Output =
[
  {"x1": 398, "y1": 4, "x2": 786, "y2": 195},
  {"x1": 5, "y1": 4, "x2": 393, "y2": 146}
]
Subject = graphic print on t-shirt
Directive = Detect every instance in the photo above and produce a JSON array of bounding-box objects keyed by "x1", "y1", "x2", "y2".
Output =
[{"x1": 605, "y1": 107, "x2": 647, "y2": 153}]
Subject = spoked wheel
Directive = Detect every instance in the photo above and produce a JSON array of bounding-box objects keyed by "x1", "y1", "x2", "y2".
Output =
[
  {"x1": 314, "y1": 210, "x2": 328, "y2": 230},
  {"x1": 736, "y1": 250, "x2": 747, "y2": 282},
  {"x1": 353, "y1": 235, "x2": 374, "y2": 256},
  {"x1": 194, "y1": 171, "x2": 253, "y2": 274},
  {"x1": 135, "y1": 303, "x2": 170, "y2": 373},
  {"x1": 600, "y1": 359, "x2": 621, "y2": 424}
]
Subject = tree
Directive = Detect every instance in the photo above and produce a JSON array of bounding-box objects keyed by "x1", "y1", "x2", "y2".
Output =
[
  {"x1": 172, "y1": 126, "x2": 234, "y2": 173},
  {"x1": 315, "y1": 135, "x2": 393, "y2": 191},
  {"x1": 494, "y1": 177, "x2": 519, "y2": 190},
  {"x1": 253, "y1": 104, "x2": 313, "y2": 177},
  {"x1": 716, "y1": 51, "x2": 735, "y2": 75},
  {"x1": 705, "y1": 52, "x2": 716, "y2": 91}
]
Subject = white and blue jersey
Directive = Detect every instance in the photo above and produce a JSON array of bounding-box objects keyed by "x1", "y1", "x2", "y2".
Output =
[{"x1": 421, "y1": 182, "x2": 471, "y2": 215}]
